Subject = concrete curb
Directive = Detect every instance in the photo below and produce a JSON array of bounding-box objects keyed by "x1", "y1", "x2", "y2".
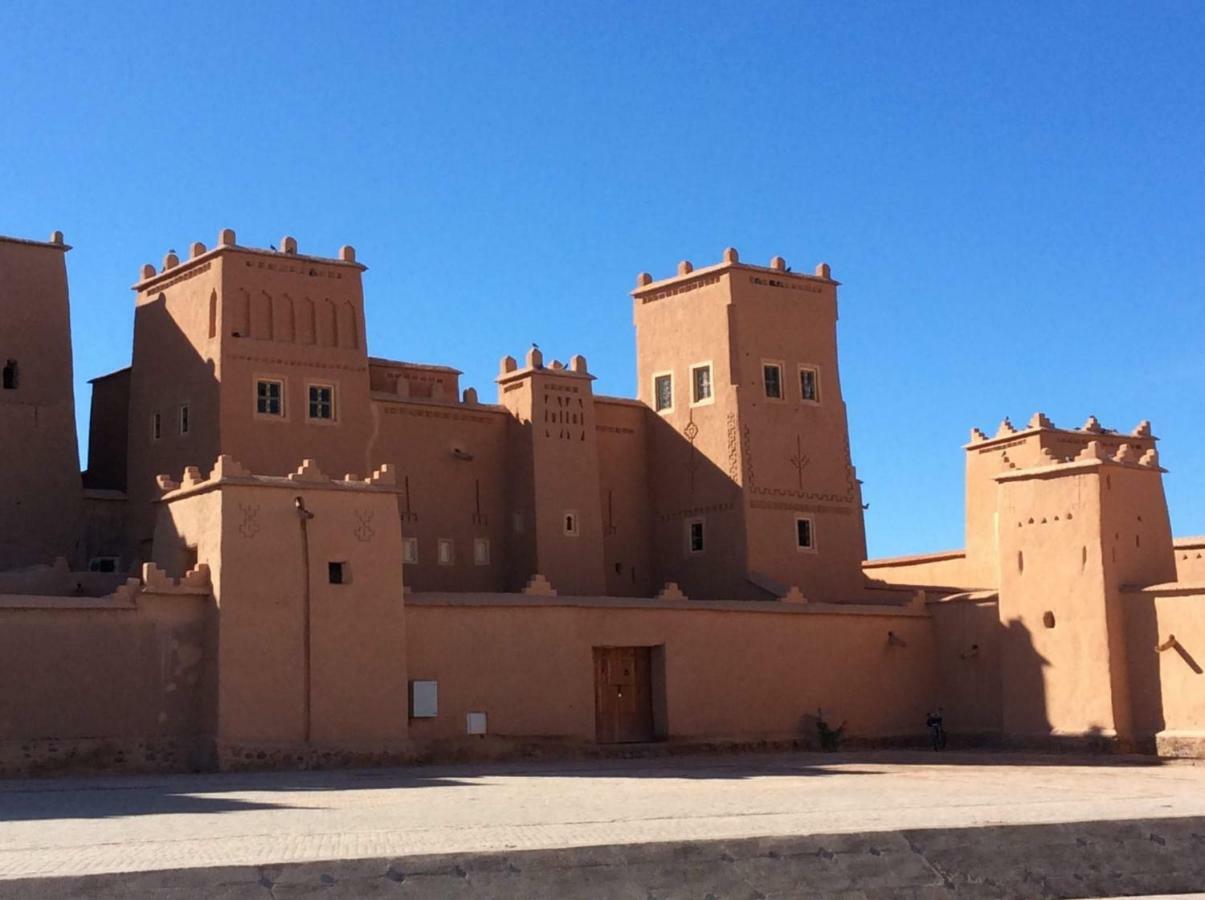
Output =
[{"x1": 3, "y1": 816, "x2": 1204, "y2": 899}]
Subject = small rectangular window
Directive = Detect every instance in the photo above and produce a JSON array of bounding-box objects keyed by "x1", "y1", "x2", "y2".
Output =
[
  {"x1": 563, "y1": 511, "x2": 580, "y2": 537},
  {"x1": 799, "y1": 367, "x2": 820, "y2": 403},
  {"x1": 256, "y1": 379, "x2": 283, "y2": 416},
  {"x1": 152, "y1": 412, "x2": 162, "y2": 441},
  {"x1": 179, "y1": 404, "x2": 190, "y2": 435},
  {"x1": 308, "y1": 384, "x2": 334, "y2": 420},
  {"x1": 691, "y1": 364, "x2": 713, "y2": 405},
  {"x1": 403, "y1": 537, "x2": 418, "y2": 565},
  {"x1": 328, "y1": 561, "x2": 346, "y2": 584},
  {"x1": 437, "y1": 538, "x2": 454, "y2": 566},
  {"x1": 88, "y1": 557, "x2": 119, "y2": 573},
  {"x1": 763, "y1": 363, "x2": 783, "y2": 399},
  {"x1": 796, "y1": 517, "x2": 815, "y2": 551},
  {"x1": 687, "y1": 518, "x2": 705, "y2": 554},
  {"x1": 653, "y1": 373, "x2": 673, "y2": 413},
  {"x1": 2, "y1": 359, "x2": 17, "y2": 390},
  {"x1": 473, "y1": 538, "x2": 490, "y2": 565}
]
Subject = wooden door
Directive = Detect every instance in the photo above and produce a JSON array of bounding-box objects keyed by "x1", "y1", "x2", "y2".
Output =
[{"x1": 593, "y1": 646, "x2": 655, "y2": 743}]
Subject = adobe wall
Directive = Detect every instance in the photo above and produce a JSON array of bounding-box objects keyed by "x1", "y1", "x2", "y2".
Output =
[
  {"x1": 928, "y1": 594, "x2": 1004, "y2": 737},
  {"x1": 1174, "y1": 538, "x2": 1205, "y2": 581},
  {"x1": 368, "y1": 395, "x2": 510, "y2": 591},
  {"x1": 404, "y1": 595, "x2": 937, "y2": 751},
  {"x1": 862, "y1": 551, "x2": 979, "y2": 590},
  {"x1": 83, "y1": 367, "x2": 131, "y2": 491},
  {"x1": 1124, "y1": 584, "x2": 1205, "y2": 757},
  {"x1": 0, "y1": 588, "x2": 211, "y2": 775},
  {"x1": 154, "y1": 458, "x2": 409, "y2": 765}
]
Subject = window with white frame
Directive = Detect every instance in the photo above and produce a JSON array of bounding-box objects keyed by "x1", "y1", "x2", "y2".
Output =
[
  {"x1": 473, "y1": 538, "x2": 490, "y2": 565},
  {"x1": 653, "y1": 372, "x2": 673, "y2": 413},
  {"x1": 179, "y1": 404, "x2": 190, "y2": 435},
  {"x1": 687, "y1": 518, "x2": 705, "y2": 554},
  {"x1": 763, "y1": 363, "x2": 784, "y2": 400},
  {"x1": 690, "y1": 363, "x2": 713, "y2": 405},
  {"x1": 256, "y1": 379, "x2": 283, "y2": 416},
  {"x1": 308, "y1": 384, "x2": 334, "y2": 420},
  {"x1": 799, "y1": 366, "x2": 820, "y2": 403},
  {"x1": 403, "y1": 537, "x2": 418, "y2": 565},
  {"x1": 437, "y1": 538, "x2": 455, "y2": 566},
  {"x1": 796, "y1": 516, "x2": 815, "y2": 551}
]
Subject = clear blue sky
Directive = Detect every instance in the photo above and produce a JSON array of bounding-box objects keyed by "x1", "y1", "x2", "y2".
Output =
[{"x1": 3, "y1": 1, "x2": 1202, "y2": 557}]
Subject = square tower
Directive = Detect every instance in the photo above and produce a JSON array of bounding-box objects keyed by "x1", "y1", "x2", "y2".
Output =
[
  {"x1": 632, "y1": 249, "x2": 867, "y2": 601},
  {"x1": 0, "y1": 233, "x2": 82, "y2": 569}
]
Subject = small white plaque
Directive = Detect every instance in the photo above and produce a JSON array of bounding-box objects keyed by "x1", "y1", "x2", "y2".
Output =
[
  {"x1": 466, "y1": 711, "x2": 487, "y2": 735},
  {"x1": 410, "y1": 680, "x2": 438, "y2": 718}
]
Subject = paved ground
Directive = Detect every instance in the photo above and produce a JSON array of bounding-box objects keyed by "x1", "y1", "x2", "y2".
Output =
[{"x1": 1, "y1": 750, "x2": 1204, "y2": 884}]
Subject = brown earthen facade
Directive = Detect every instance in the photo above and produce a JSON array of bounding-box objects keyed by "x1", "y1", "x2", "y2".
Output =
[{"x1": 1, "y1": 229, "x2": 1202, "y2": 772}]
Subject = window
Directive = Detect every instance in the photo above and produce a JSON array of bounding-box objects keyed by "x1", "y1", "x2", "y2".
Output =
[
  {"x1": 256, "y1": 379, "x2": 283, "y2": 416},
  {"x1": 151, "y1": 412, "x2": 162, "y2": 441},
  {"x1": 563, "y1": 511, "x2": 580, "y2": 537},
  {"x1": 437, "y1": 538, "x2": 454, "y2": 566},
  {"x1": 179, "y1": 404, "x2": 190, "y2": 435},
  {"x1": 473, "y1": 538, "x2": 490, "y2": 565},
  {"x1": 687, "y1": 518, "x2": 705, "y2": 554},
  {"x1": 88, "y1": 557, "x2": 119, "y2": 573},
  {"x1": 328, "y1": 561, "x2": 346, "y2": 584},
  {"x1": 653, "y1": 372, "x2": 673, "y2": 413},
  {"x1": 796, "y1": 517, "x2": 815, "y2": 551},
  {"x1": 403, "y1": 537, "x2": 418, "y2": 565},
  {"x1": 2, "y1": 359, "x2": 16, "y2": 390},
  {"x1": 308, "y1": 384, "x2": 334, "y2": 420},
  {"x1": 763, "y1": 363, "x2": 783, "y2": 400},
  {"x1": 690, "y1": 363, "x2": 713, "y2": 405},
  {"x1": 799, "y1": 366, "x2": 820, "y2": 403}
]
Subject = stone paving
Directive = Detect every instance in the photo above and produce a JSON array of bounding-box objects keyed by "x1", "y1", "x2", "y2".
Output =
[{"x1": 1, "y1": 751, "x2": 1204, "y2": 884}]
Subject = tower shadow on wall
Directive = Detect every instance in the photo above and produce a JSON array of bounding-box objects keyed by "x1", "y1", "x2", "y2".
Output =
[
  {"x1": 999, "y1": 616, "x2": 1053, "y2": 742},
  {"x1": 644, "y1": 409, "x2": 753, "y2": 601},
  {"x1": 123, "y1": 291, "x2": 221, "y2": 568}
]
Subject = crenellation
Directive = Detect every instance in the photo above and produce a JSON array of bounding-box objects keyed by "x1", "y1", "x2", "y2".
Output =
[
  {"x1": 1029, "y1": 412, "x2": 1054, "y2": 430},
  {"x1": 162, "y1": 251, "x2": 179, "y2": 271},
  {"x1": 1080, "y1": 415, "x2": 1104, "y2": 433},
  {"x1": 995, "y1": 417, "x2": 1017, "y2": 438},
  {"x1": 281, "y1": 235, "x2": 298, "y2": 254},
  {"x1": 189, "y1": 241, "x2": 206, "y2": 259}
]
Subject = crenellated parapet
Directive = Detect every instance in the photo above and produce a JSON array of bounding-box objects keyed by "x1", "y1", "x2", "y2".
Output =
[
  {"x1": 156, "y1": 455, "x2": 400, "y2": 502},
  {"x1": 631, "y1": 246, "x2": 836, "y2": 300},
  {"x1": 133, "y1": 228, "x2": 364, "y2": 289}
]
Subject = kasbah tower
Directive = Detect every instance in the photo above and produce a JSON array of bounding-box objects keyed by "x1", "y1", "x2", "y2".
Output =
[
  {"x1": 634, "y1": 251, "x2": 865, "y2": 602},
  {"x1": 0, "y1": 233, "x2": 81, "y2": 571}
]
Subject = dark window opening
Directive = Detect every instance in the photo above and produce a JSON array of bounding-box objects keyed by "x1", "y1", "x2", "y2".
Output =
[
  {"x1": 257, "y1": 380, "x2": 283, "y2": 415},
  {"x1": 800, "y1": 367, "x2": 819, "y2": 402},
  {"x1": 763, "y1": 364, "x2": 783, "y2": 399},
  {"x1": 328, "y1": 561, "x2": 346, "y2": 584},
  {"x1": 308, "y1": 385, "x2": 334, "y2": 420},
  {"x1": 689, "y1": 520, "x2": 705, "y2": 553},
  {"x1": 654, "y1": 374, "x2": 673, "y2": 412},
  {"x1": 2, "y1": 360, "x2": 16, "y2": 390},
  {"x1": 796, "y1": 518, "x2": 813, "y2": 549}
]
